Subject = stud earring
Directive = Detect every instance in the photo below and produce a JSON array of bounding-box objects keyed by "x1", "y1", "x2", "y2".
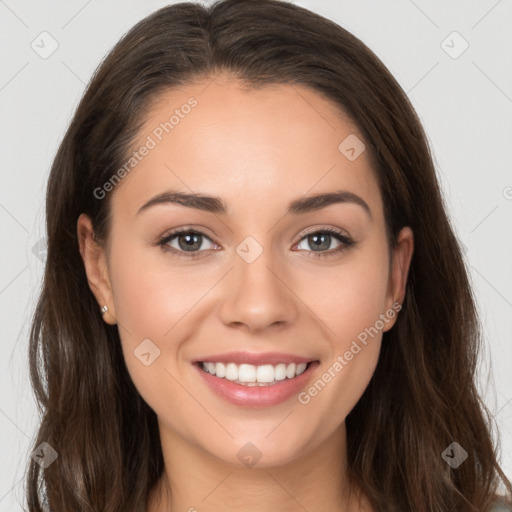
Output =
[{"x1": 101, "y1": 305, "x2": 109, "y2": 315}]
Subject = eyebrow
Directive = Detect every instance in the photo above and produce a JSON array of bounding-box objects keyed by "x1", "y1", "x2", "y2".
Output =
[{"x1": 136, "y1": 189, "x2": 372, "y2": 219}]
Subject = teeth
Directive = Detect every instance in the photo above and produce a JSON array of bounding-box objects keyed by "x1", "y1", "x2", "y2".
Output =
[{"x1": 201, "y1": 361, "x2": 308, "y2": 384}]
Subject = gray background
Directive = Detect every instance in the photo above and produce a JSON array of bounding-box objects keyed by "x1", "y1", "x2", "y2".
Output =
[{"x1": 1, "y1": 0, "x2": 511, "y2": 509}]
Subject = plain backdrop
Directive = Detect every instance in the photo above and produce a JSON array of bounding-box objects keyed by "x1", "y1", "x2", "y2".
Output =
[{"x1": 0, "y1": 0, "x2": 511, "y2": 509}]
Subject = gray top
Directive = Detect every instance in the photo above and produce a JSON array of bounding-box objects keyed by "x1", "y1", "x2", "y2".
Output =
[{"x1": 492, "y1": 498, "x2": 512, "y2": 511}]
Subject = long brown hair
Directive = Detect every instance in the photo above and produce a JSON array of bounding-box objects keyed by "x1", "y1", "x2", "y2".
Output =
[{"x1": 25, "y1": 1, "x2": 512, "y2": 510}]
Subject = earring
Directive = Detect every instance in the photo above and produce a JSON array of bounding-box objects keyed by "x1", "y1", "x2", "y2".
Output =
[{"x1": 101, "y1": 305, "x2": 109, "y2": 315}]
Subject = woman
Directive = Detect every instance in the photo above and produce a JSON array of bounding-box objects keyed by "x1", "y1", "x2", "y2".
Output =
[{"x1": 25, "y1": 0, "x2": 512, "y2": 510}]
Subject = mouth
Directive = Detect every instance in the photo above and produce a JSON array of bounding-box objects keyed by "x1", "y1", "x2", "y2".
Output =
[
  {"x1": 194, "y1": 360, "x2": 315, "y2": 386},
  {"x1": 192, "y1": 359, "x2": 321, "y2": 407}
]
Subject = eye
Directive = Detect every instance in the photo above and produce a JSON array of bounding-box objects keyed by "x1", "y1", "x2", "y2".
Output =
[
  {"x1": 156, "y1": 226, "x2": 356, "y2": 260},
  {"x1": 294, "y1": 228, "x2": 355, "y2": 258},
  {"x1": 157, "y1": 229, "x2": 218, "y2": 259}
]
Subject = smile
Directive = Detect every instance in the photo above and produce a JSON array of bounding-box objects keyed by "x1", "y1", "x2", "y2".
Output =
[
  {"x1": 193, "y1": 360, "x2": 320, "y2": 407},
  {"x1": 200, "y1": 361, "x2": 309, "y2": 386}
]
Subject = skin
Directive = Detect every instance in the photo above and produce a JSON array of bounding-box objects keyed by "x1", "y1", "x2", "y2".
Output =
[{"x1": 78, "y1": 74, "x2": 414, "y2": 512}]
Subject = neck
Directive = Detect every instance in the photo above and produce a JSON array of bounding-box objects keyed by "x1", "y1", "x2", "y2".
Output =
[{"x1": 147, "y1": 422, "x2": 372, "y2": 512}]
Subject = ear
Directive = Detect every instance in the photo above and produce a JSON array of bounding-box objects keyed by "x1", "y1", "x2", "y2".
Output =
[
  {"x1": 383, "y1": 226, "x2": 414, "y2": 331},
  {"x1": 77, "y1": 213, "x2": 117, "y2": 325}
]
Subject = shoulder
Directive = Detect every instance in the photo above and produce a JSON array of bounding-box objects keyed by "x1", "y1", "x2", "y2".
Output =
[{"x1": 491, "y1": 498, "x2": 512, "y2": 511}]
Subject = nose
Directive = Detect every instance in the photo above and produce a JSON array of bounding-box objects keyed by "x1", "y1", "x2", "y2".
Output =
[{"x1": 218, "y1": 244, "x2": 298, "y2": 333}]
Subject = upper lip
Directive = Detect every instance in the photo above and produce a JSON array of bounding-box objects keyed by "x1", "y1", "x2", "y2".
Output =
[{"x1": 192, "y1": 351, "x2": 317, "y2": 366}]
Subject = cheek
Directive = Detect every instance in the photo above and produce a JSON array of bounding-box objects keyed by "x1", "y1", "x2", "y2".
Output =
[
  {"x1": 294, "y1": 247, "x2": 389, "y2": 417},
  {"x1": 300, "y1": 247, "x2": 390, "y2": 345},
  {"x1": 299, "y1": 338, "x2": 381, "y2": 437},
  {"x1": 107, "y1": 235, "x2": 219, "y2": 397},
  {"x1": 109, "y1": 233, "x2": 205, "y2": 337},
  {"x1": 298, "y1": 275, "x2": 385, "y2": 431}
]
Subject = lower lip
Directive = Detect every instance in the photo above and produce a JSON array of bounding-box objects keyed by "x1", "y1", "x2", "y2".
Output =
[{"x1": 193, "y1": 361, "x2": 320, "y2": 408}]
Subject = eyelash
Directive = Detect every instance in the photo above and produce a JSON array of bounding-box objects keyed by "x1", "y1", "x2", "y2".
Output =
[{"x1": 155, "y1": 227, "x2": 356, "y2": 260}]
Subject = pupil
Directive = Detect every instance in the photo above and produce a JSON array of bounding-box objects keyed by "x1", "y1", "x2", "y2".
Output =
[
  {"x1": 310, "y1": 233, "x2": 329, "y2": 251},
  {"x1": 180, "y1": 233, "x2": 200, "y2": 251}
]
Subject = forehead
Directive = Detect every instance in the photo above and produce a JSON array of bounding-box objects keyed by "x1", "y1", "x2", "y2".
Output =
[{"x1": 111, "y1": 76, "x2": 383, "y2": 220}]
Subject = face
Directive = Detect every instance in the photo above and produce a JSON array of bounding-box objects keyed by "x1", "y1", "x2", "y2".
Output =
[{"x1": 78, "y1": 75, "x2": 413, "y2": 468}]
